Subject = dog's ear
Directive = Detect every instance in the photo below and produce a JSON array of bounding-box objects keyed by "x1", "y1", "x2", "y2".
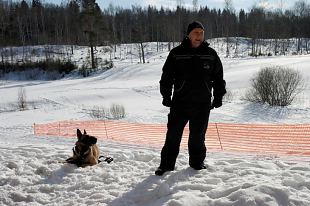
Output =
[
  {"x1": 77, "y1": 129, "x2": 82, "y2": 140},
  {"x1": 84, "y1": 129, "x2": 87, "y2": 135}
]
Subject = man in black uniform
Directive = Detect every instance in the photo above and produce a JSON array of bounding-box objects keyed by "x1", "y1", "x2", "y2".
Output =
[{"x1": 156, "y1": 21, "x2": 226, "y2": 176}]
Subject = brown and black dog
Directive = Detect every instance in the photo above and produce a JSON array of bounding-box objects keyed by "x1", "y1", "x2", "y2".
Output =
[{"x1": 66, "y1": 129, "x2": 101, "y2": 167}]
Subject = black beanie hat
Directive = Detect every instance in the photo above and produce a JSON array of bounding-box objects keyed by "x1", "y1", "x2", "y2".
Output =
[{"x1": 187, "y1": 21, "x2": 204, "y2": 35}]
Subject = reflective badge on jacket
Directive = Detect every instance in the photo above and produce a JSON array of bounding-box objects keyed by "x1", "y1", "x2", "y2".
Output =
[{"x1": 203, "y1": 63, "x2": 211, "y2": 70}]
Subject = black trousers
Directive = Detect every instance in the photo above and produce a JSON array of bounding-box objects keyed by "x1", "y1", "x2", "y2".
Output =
[{"x1": 159, "y1": 103, "x2": 211, "y2": 170}]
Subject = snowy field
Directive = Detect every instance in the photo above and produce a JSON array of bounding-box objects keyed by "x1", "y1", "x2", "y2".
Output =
[{"x1": 1, "y1": 40, "x2": 310, "y2": 205}]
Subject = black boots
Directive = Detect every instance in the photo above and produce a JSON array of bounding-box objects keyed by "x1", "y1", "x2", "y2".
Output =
[
  {"x1": 155, "y1": 167, "x2": 173, "y2": 176},
  {"x1": 190, "y1": 164, "x2": 207, "y2": 170},
  {"x1": 155, "y1": 164, "x2": 207, "y2": 176}
]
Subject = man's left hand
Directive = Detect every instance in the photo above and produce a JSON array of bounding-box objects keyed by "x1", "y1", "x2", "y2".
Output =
[{"x1": 211, "y1": 97, "x2": 223, "y2": 109}]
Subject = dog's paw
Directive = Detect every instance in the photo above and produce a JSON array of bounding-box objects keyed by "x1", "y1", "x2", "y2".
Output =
[{"x1": 65, "y1": 157, "x2": 76, "y2": 164}]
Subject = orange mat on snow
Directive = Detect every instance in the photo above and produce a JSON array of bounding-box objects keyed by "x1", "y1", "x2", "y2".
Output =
[{"x1": 33, "y1": 120, "x2": 310, "y2": 156}]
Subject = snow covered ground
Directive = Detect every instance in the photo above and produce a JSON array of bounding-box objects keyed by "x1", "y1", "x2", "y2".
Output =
[{"x1": 1, "y1": 40, "x2": 310, "y2": 205}]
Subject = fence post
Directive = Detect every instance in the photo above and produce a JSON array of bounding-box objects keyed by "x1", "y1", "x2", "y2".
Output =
[
  {"x1": 215, "y1": 123, "x2": 223, "y2": 150},
  {"x1": 33, "y1": 123, "x2": 36, "y2": 135},
  {"x1": 103, "y1": 120, "x2": 109, "y2": 139}
]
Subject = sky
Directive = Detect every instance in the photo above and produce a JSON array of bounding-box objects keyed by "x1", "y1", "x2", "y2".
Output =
[{"x1": 44, "y1": 0, "x2": 303, "y2": 12}]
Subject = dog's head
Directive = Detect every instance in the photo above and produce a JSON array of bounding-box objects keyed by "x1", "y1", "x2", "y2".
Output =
[
  {"x1": 76, "y1": 129, "x2": 97, "y2": 145},
  {"x1": 73, "y1": 129, "x2": 97, "y2": 158}
]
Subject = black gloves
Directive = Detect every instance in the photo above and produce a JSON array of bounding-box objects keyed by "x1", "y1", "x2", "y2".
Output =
[
  {"x1": 211, "y1": 96, "x2": 223, "y2": 109},
  {"x1": 162, "y1": 97, "x2": 172, "y2": 107}
]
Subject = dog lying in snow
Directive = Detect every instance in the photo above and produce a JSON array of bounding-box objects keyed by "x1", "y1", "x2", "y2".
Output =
[{"x1": 66, "y1": 129, "x2": 113, "y2": 167}]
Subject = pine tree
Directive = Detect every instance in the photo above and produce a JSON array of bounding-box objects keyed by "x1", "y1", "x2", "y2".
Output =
[
  {"x1": 80, "y1": 0, "x2": 102, "y2": 68},
  {"x1": 32, "y1": 0, "x2": 42, "y2": 8}
]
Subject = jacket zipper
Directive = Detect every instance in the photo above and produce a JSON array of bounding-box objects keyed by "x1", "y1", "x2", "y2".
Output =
[
  {"x1": 175, "y1": 81, "x2": 185, "y2": 92},
  {"x1": 203, "y1": 80, "x2": 211, "y2": 95}
]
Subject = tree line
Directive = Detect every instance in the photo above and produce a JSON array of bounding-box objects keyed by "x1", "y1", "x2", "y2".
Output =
[{"x1": 0, "y1": 0, "x2": 310, "y2": 47}]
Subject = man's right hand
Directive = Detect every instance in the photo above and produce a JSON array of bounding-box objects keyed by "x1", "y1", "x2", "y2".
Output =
[
  {"x1": 211, "y1": 96, "x2": 223, "y2": 109},
  {"x1": 162, "y1": 97, "x2": 172, "y2": 107}
]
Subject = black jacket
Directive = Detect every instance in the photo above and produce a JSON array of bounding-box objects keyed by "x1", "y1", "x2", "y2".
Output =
[{"x1": 160, "y1": 37, "x2": 226, "y2": 106}]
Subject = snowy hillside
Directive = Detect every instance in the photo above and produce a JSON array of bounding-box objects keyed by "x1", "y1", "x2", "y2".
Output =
[{"x1": 1, "y1": 39, "x2": 310, "y2": 205}]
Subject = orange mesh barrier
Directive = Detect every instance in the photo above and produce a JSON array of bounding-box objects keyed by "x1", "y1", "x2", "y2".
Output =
[{"x1": 33, "y1": 120, "x2": 310, "y2": 156}]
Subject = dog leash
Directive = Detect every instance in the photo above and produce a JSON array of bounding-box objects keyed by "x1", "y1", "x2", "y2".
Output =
[{"x1": 98, "y1": 155, "x2": 113, "y2": 164}]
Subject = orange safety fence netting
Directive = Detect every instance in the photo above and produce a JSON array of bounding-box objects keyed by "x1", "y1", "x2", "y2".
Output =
[{"x1": 33, "y1": 120, "x2": 310, "y2": 156}]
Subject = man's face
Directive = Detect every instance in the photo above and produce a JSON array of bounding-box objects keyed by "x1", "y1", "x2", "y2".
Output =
[{"x1": 188, "y1": 28, "x2": 204, "y2": 48}]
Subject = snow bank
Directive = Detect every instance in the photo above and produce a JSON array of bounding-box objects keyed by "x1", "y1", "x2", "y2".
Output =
[{"x1": 0, "y1": 135, "x2": 309, "y2": 206}]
